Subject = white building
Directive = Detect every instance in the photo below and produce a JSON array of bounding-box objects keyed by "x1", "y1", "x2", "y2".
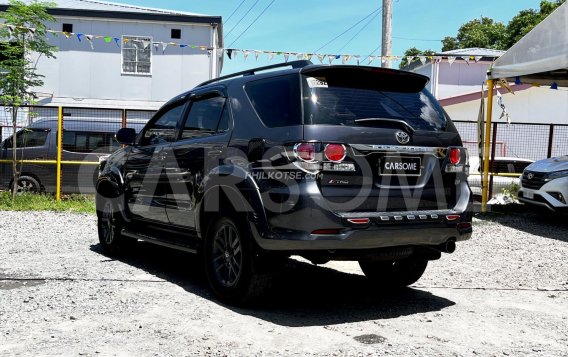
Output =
[{"x1": 0, "y1": 0, "x2": 223, "y2": 110}]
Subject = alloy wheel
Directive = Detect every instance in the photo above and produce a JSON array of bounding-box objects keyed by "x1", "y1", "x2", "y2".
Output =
[{"x1": 211, "y1": 223, "x2": 243, "y2": 287}]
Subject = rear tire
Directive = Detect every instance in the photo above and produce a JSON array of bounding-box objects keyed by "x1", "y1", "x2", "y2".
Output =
[
  {"x1": 204, "y1": 216, "x2": 271, "y2": 305},
  {"x1": 359, "y1": 257, "x2": 428, "y2": 288},
  {"x1": 13, "y1": 175, "x2": 41, "y2": 193},
  {"x1": 97, "y1": 198, "x2": 135, "y2": 256}
]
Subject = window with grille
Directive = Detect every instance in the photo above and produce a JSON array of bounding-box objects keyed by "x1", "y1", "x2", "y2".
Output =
[{"x1": 121, "y1": 36, "x2": 152, "y2": 75}]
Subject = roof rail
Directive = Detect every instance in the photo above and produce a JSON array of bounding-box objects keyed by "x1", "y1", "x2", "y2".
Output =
[{"x1": 196, "y1": 60, "x2": 312, "y2": 88}]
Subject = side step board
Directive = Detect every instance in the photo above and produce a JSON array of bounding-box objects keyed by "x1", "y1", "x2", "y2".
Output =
[{"x1": 121, "y1": 230, "x2": 198, "y2": 254}]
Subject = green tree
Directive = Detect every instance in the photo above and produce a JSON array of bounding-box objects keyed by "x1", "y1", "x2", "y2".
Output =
[
  {"x1": 441, "y1": 36, "x2": 458, "y2": 52},
  {"x1": 445, "y1": 17, "x2": 507, "y2": 51},
  {"x1": 505, "y1": 0, "x2": 566, "y2": 48},
  {"x1": 399, "y1": 47, "x2": 435, "y2": 69},
  {"x1": 401, "y1": 0, "x2": 565, "y2": 70},
  {"x1": 0, "y1": 0, "x2": 56, "y2": 198}
]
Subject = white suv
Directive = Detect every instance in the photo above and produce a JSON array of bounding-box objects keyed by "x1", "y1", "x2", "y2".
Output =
[{"x1": 518, "y1": 155, "x2": 568, "y2": 212}]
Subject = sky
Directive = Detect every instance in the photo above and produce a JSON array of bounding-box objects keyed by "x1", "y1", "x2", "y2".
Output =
[{"x1": 110, "y1": 0, "x2": 544, "y2": 75}]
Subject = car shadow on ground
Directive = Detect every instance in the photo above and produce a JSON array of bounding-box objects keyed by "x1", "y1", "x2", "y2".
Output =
[
  {"x1": 476, "y1": 208, "x2": 568, "y2": 243},
  {"x1": 91, "y1": 242, "x2": 455, "y2": 327}
]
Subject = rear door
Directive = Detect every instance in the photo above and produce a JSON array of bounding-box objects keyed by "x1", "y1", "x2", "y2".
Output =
[
  {"x1": 125, "y1": 100, "x2": 188, "y2": 223},
  {"x1": 165, "y1": 92, "x2": 231, "y2": 230}
]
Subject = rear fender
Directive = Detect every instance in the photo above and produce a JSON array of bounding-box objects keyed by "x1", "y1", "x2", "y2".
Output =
[{"x1": 196, "y1": 165, "x2": 268, "y2": 238}]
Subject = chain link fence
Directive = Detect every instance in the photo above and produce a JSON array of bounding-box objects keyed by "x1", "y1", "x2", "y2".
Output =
[{"x1": 454, "y1": 120, "x2": 568, "y2": 161}]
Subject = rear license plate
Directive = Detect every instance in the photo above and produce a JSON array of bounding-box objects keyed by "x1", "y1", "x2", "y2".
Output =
[{"x1": 380, "y1": 156, "x2": 421, "y2": 176}]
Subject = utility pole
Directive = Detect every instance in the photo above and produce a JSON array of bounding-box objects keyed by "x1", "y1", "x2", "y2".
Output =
[{"x1": 381, "y1": 0, "x2": 393, "y2": 68}]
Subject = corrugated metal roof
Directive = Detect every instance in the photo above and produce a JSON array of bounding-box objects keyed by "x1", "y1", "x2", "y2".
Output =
[
  {"x1": 0, "y1": 0, "x2": 209, "y2": 17},
  {"x1": 438, "y1": 48, "x2": 506, "y2": 57}
]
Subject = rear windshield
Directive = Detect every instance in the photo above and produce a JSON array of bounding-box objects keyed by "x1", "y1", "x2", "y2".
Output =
[{"x1": 301, "y1": 69, "x2": 447, "y2": 131}]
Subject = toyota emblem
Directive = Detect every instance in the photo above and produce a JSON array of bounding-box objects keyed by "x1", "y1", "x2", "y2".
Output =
[
  {"x1": 527, "y1": 173, "x2": 534, "y2": 180},
  {"x1": 395, "y1": 131, "x2": 410, "y2": 145}
]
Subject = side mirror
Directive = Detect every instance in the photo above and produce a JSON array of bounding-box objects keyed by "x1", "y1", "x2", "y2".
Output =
[{"x1": 115, "y1": 128, "x2": 137, "y2": 145}]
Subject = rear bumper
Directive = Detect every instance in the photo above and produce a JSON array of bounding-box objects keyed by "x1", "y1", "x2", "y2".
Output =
[
  {"x1": 252, "y1": 222, "x2": 471, "y2": 251},
  {"x1": 251, "y1": 179, "x2": 473, "y2": 251}
]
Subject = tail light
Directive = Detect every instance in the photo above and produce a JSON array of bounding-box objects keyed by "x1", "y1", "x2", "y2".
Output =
[
  {"x1": 294, "y1": 143, "x2": 316, "y2": 162},
  {"x1": 449, "y1": 148, "x2": 461, "y2": 165},
  {"x1": 289, "y1": 142, "x2": 355, "y2": 174},
  {"x1": 324, "y1": 144, "x2": 346, "y2": 162},
  {"x1": 445, "y1": 147, "x2": 468, "y2": 173}
]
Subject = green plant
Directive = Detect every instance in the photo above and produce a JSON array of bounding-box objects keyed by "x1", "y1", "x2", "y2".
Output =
[
  {"x1": 0, "y1": 191, "x2": 95, "y2": 213},
  {"x1": 501, "y1": 182, "x2": 520, "y2": 200},
  {"x1": 0, "y1": 0, "x2": 57, "y2": 199}
]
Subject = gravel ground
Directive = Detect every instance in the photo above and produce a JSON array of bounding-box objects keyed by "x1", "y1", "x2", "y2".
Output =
[{"x1": 0, "y1": 210, "x2": 567, "y2": 356}]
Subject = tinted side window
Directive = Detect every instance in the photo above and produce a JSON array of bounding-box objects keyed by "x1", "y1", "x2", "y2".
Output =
[
  {"x1": 142, "y1": 102, "x2": 186, "y2": 145},
  {"x1": 63, "y1": 131, "x2": 117, "y2": 153},
  {"x1": 5, "y1": 129, "x2": 49, "y2": 148},
  {"x1": 181, "y1": 96, "x2": 227, "y2": 139},
  {"x1": 245, "y1": 75, "x2": 301, "y2": 127},
  {"x1": 493, "y1": 161, "x2": 533, "y2": 174}
]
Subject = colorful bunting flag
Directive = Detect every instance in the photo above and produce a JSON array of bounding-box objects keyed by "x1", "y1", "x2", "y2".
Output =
[
  {"x1": 85, "y1": 34, "x2": 94, "y2": 49},
  {"x1": 0, "y1": 22, "x2": 510, "y2": 67},
  {"x1": 7, "y1": 24, "x2": 15, "y2": 37}
]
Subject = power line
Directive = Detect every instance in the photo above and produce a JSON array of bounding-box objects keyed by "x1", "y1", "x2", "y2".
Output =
[
  {"x1": 360, "y1": 44, "x2": 381, "y2": 64},
  {"x1": 313, "y1": 8, "x2": 381, "y2": 54},
  {"x1": 393, "y1": 36, "x2": 442, "y2": 42},
  {"x1": 336, "y1": 9, "x2": 382, "y2": 53},
  {"x1": 228, "y1": 0, "x2": 277, "y2": 48},
  {"x1": 224, "y1": 0, "x2": 261, "y2": 39},
  {"x1": 225, "y1": 0, "x2": 249, "y2": 25}
]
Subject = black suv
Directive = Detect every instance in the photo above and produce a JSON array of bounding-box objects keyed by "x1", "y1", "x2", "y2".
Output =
[{"x1": 96, "y1": 61, "x2": 472, "y2": 303}]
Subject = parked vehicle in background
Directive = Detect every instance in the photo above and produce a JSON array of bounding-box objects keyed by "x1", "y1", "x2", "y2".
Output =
[
  {"x1": 96, "y1": 61, "x2": 473, "y2": 304},
  {"x1": 0, "y1": 119, "x2": 144, "y2": 193},
  {"x1": 468, "y1": 156, "x2": 534, "y2": 198},
  {"x1": 518, "y1": 155, "x2": 568, "y2": 212}
]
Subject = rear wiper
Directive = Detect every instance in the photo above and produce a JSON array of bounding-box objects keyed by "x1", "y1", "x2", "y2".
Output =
[{"x1": 354, "y1": 118, "x2": 415, "y2": 132}]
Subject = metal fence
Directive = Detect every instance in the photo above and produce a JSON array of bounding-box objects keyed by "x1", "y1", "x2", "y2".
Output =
[
  {"x1": 454, "y1": 120, "x2": 568, "y2": 161},
  {"x1": 0, "y1": 105, "x2": 155, "y2": 197}
]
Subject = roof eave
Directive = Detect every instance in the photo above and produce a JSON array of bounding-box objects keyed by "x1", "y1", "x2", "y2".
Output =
[{"x1": 0, "y1": 5, "x2": 222, "y2": 25}]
